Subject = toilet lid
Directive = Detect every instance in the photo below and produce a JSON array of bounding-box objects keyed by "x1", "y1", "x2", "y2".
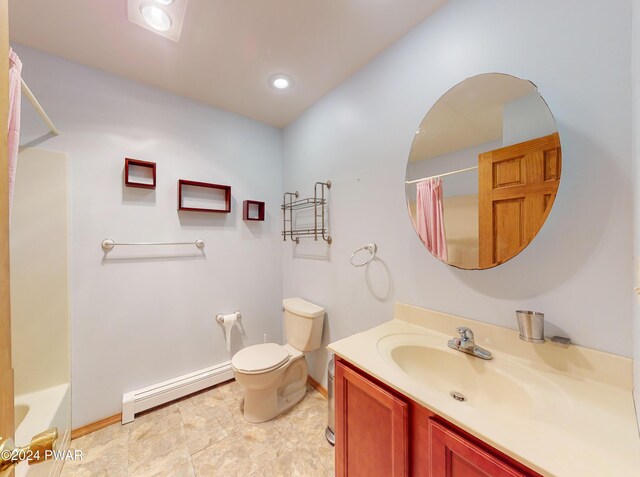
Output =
[{"x1": 231, "y1": 343, "x2": 290, "y2": 373}]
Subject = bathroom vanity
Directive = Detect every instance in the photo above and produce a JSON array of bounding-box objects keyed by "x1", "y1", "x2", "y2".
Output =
[
  {"x1": 328, "y1": 304, "x2": 640, "y2": 477},
  {"x1": 335, "y1": 358, "x2": 539, "y2": 477}
]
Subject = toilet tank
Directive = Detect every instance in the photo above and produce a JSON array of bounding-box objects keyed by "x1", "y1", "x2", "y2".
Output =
[{"x1": 283, "y1": 298, "x2": 325, "y2": 352}]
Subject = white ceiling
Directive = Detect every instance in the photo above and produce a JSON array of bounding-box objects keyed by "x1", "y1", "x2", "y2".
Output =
[{"x1": 9, "y1": 0, "x2": 447, "y2": 127}]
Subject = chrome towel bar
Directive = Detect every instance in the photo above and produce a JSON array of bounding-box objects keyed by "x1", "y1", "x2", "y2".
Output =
[{"x1": 101, "y1": 238, "x2": 205, "y2": 250}]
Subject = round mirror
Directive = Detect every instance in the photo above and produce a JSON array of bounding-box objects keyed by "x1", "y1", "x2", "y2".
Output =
[{"x1": 405, "y1": 73, "x2": 561, "y2": 270}]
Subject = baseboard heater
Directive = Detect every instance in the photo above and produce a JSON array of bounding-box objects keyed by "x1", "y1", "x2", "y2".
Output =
[{"x1": 122, "y1": 361, "x2": 234, "y2": 423}]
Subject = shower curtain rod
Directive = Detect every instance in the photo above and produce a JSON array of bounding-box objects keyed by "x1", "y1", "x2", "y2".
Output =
[
  {"x1": 405, "y1": 165, "x2": 478, "y2": 184},
  {"x1": 21, "y1": 78, "x2": 60, "y2": 136}
]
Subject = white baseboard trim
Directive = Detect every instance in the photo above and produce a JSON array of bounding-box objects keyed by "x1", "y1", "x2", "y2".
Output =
[{"x1": 122, "y1": 361, "x2": 234, "y2": 423}]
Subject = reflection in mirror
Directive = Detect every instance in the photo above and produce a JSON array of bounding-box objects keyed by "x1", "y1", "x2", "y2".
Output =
[{"x1": 405, "y1": 73, "x2": 561, "y2": 270}]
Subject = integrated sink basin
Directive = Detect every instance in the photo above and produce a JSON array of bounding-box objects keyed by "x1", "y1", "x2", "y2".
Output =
[{"x1": 377, "y1": 333, "x2": 565, "y2": 418}]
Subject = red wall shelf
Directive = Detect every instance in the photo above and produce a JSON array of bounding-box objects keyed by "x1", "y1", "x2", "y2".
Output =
[
  {"x1": 178, "y1": 180, "x2": 231, "y2": 213},
  {"x1": 125, "y1": 158, "x2": 156, "y2": 189},
  {"x1": 243, "y1": 200, "x2": 265, "y2": 221}
]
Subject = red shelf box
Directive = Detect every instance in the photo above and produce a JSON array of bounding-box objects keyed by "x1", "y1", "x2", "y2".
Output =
[
  {"x1": 178, "y1": 180, "x2": 231, "y2": 213},
  {"x1": 125, "y1": 158, "x2": 156, "y2": 189},
  {"x1": 243, "y1": 200, "x2": 265, "y2": 221}
]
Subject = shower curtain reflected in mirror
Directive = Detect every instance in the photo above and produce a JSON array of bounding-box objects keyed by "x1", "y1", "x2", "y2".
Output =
[{"x1": 415, "y1": 178, "x2": 448, "y2": 262}]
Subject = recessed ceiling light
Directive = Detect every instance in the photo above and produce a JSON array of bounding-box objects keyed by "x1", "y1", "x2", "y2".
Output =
[
  {"x1": 154, "y1": 0, "x2": 174, "y2": 4},
  {"x1": 273, "y1": 78, "x2": 289, "y2": 89},
  {"x1": 140, "y1": 5, "x2": 172, "y2": 32},
  {"x1": 269, "y1": 74, "x2": 293, "y2": 90}
]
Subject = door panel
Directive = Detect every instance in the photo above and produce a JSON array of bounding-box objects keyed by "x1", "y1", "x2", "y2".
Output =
[
  {"x1": 478, "y1": 133, "x2": 561, "y2": 268},
  {"x1": 493, "y1": 199, "x2": 524, "y2": 263},
  {"x1": 493, "y1": 157, "x2": 522, "y2": 188}
]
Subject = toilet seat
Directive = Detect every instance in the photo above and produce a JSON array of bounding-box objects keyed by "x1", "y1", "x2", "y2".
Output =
[{"x1": 231, "y1": 343, "x2": 290, "y2": 374}]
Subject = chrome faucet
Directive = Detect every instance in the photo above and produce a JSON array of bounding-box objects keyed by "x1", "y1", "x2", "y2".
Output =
[{"x1": 447, "y1": 327, "x2": 493, "y2": 360}]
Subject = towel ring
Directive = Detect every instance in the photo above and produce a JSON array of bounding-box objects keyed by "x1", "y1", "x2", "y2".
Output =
[{"x1": 350, "y1": 243, "x2": 377, "y2": 267}]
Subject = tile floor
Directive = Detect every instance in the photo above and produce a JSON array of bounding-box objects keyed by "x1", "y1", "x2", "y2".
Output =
[{"x1": 61, "y1": 380, "x2": 334, "y2": 476}]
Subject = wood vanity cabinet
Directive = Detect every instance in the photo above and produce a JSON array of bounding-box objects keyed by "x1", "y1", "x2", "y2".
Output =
[
  {"x1": 335, "y1": 359, "x2": 409, "y2": 476},
  {"x1": 335, "y1": 358, "x2": 541, "y2": 477}
]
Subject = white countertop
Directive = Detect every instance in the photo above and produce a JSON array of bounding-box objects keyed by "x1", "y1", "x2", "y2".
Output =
[{"x1": 327, "y1": 303, "x2": 640, "y2": 477}]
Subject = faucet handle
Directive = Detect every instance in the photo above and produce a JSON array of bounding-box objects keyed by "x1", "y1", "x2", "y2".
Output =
[{"x1": 456, "y1": 327, "x2": 474, "y2": 341}]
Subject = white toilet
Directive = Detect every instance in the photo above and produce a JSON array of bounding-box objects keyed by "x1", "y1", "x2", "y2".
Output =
[{"x1": 231, "y1": 297, "x2": 325, "y2": 423}]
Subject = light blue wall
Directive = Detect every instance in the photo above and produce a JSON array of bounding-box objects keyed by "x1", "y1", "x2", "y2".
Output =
[
  {"x1": 283, "y1": 0, "x2": 634, "y2": 386},
  {"x1": 16, "y1": 45, "x2": 284, "y2": 427}
]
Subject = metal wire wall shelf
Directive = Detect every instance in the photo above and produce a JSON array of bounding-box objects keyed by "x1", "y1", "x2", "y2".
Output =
[{"x1": 282, "y1": 181, "x2": 332, "y2": 244}]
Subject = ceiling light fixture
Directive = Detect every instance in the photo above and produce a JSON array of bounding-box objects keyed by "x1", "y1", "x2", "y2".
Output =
[
  {"x1": 269, "y1": 73, "x2": 293, "y2": 90},
  {"x1": 273, "y1": 78, "x2": 289, "y2": 89},
  {"x1": 140, "y1": 4, "x2": 172, "y2": 32},
  {"x1": 128, "y1": 0, "x2": 186, "y2": 41}
]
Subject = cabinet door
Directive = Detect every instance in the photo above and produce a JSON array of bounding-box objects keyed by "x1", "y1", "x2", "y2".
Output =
[
  {"x1": 335, "y1": 360, "x2": 409, "y2": 477},
  {"x1": 430, "y1": 420, "x2": 530, "y2": 477}
]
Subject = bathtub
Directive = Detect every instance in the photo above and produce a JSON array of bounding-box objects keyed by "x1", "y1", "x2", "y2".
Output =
[{"x1": 14, "y1": 383, "x2": 71, "y2": 477}]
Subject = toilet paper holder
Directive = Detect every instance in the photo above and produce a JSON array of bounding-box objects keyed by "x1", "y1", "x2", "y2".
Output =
[
  {"x1": 216, "y1": 310, "x2": 241, "y2": 324},
  {"x1": 216, "y1": 311, "x2": 242, "y2": 352}
]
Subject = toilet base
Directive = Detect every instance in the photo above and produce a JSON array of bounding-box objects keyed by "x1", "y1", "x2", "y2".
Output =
[{"x1": 241, "y1": 357, "x2": 308, "y2": 423}]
